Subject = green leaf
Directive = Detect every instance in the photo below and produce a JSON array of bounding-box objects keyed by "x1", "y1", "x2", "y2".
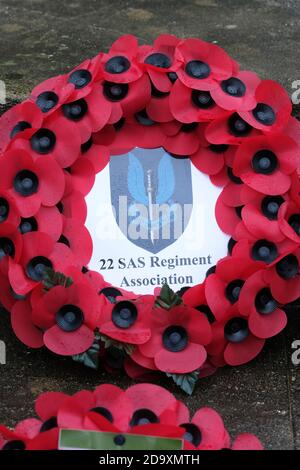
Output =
[
  {"x1": 100, "y1": 335, "x2": 136, "y2": 356},
  {"x1": 42, "y1": 267, "x2": 73, "y2": 291},
  {"x1": 166, "y1": 370, "x2": 199, "y2": 395},
  {"x1": 154, "y1": 283, "x2": 183, "y2": 310},
  {"x1": 72, "y1": 334, "x2": 101, "y2": 369}
]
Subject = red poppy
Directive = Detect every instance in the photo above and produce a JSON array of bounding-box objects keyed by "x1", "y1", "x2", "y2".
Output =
[
  {"x1": 180, "y1": 407, "x2": 227, "y2": 450},
  {"x1": 0, "y1": 255, "x2": 23, "y2": 309},
  {"x1": 0, "y1": 100, "x2": 43, "y2": 153},
  {"x1": 99, "y1": 296, "x2": 153, "y2": 344},
  {"x1": 0, "y1": 190, "x2": 20, "y2": 235},
  {"x1": 80, "y1": 135, "x2": 110, "y2": 173},
  {"x1": 239, "y1": 186, "x2": 287, "y2": 242},
  {"x1": 8, "y1": 231, "x2": 76, "y2": 295},
  {"x1": 175, "y1": 38, "x2": 233, "y2": 91},
  {"x1": 0, "y1": 419, "x2": 42, "y2": 450},
  {"x1": 215, "y1": 191, "x2": 242, "y2": 236},
  {"x1": 58, "y1": 189, "x2": 87, "y2": 223},
  {"x1": 205, "y1": 256, "x2": 263, "y2": 321},
  {"x1": 136, "y1": 304, "x2": 212, "y2": 374},
  {"x1": 263, "y1": 247, "x2": 300, "y2": 304},
  {"x1": 83, "y1": 269, "x2": 111, "y2": 296},
  {"x1": 146, "y1": 93, "x2": 173, "y2": 123},
  {"x1": 209, "y1": 164, "x2": 230, "y2": 187},
  {"x1": 0, "y1": 148, "x2": 65, "y2": 217},
  {"x1": 232, "y1": 237, "x2": 297, "y2": 268},
  {"x1": 205, "y1": 111, "x2": 261, "y2": 145},
  {"x1": 10, "y1": 113, "x2": 81, "y2": 168},
  {"x1": 1, "y1": 390, "x2": 67, "y2": 450},
  {"x1": 65, "y1": 55, "x2": 102, "y2": 101},
  {"x1": 130, "y1": 347, "x2": 158, "y2": 372},
  {"x1": 233, "y1": 134, "x2": 299, "y2": 195},
  {"x1": 278, "y1": 200, "x2": 300, "y2": 244},
  {"x1": 107, "y1": 115, "x2": 166, "y2": 155},
  {"x1": 169, "y1": 80, "x2": 228, "y2": 124},
  {"x1": 100, "y1": 35, "x2": 142, "y2": 84},
  {"x1": 18, "y1": 205, "x2": 63, "y2": 241},
  {"x1": 63, "y1": 156, "x2": 95, "y2": 197},
  {"x1": 57, "y1": 385, "x2": 132, "y2": 432},
  {"x1": 138, "y1": 34, "x2": 181, "y2": 92},
  {"x1": 125, "y1": 383, "x2": 189, "y2": 428},
  {"x1": 57, "y1": 217, "x2": 93, "y2": 267},
  {"x1": 164, "y1": 121, "x2": 203, "y2": 155},
  {"x1": 238, "y1": 270, "x2": 287, "y2": 339},
  {"x1": 11, "y1": 298, "x2": 44, "y2": 348},
  {"x1": 59, "y1": 83, "x2": 112, "y2": 135},
  {"x1": 239, "y1": 80, "x2": 292, "y2": 133},
  {"x1": 0, "y1": 229, "x2": 23, "y2": 264},
  {"x1": 191, "y1": 139, "x2": 235, "y2": 176},
  {"x1": 231, "y1": 433, "x2": 264, "y2": 450},
  {"x1": 210, "y1": 71, "x2": 260, "y2": 112},
  {"x1": 30, "y1": 75, "x2": 74, "y2": 116},
  {"x1": 180, "y1": 283, "x2": 216, "y2": 326},
  {"x1": 206, "y1": 305, "x2": 265, "y2": 366},
  {"x1": 31, "y1": 281, "x2": 100, "y2": 355}
]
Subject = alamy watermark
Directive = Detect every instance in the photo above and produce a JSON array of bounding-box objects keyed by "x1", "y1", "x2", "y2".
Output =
[
  {"x1": 291, "y1": 80, "x2": 300, "y2": 105},
  {"x1": 0, "y1": 340, "x2": 6, "y2": 365},
  {"x1": 0, "y1": 80, "x2": 6, "y2": 104}
]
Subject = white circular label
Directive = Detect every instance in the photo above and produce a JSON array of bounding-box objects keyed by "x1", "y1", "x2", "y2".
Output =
[{"x1": 85, "y1": 147, "x2": 229, "y2": 294}]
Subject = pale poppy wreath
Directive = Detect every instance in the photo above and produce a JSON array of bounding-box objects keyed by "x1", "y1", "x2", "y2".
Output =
[{"x1": 0, "y1": 34, "x2": 300, "y2": 394}]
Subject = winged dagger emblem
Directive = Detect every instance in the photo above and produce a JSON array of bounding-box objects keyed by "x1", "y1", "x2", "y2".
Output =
[{"x1": 127, "y1": 151, "x2": 175, "y2": 244}]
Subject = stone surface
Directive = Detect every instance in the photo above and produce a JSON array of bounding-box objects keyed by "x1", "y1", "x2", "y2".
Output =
[{"x1": 1, "y1": 0, "x2": 300, "y2": 451}]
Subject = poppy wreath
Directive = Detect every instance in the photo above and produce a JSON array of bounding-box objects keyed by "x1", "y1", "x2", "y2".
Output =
[
  {"x1": 0, "y1": 382, "x2": 263, "y2": 450},
  {"x1": 0, "y1": 34, "x2": 300, "y2": 395}
]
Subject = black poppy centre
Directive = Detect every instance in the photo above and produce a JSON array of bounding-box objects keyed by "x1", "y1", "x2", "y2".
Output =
[
  {"x1": 105, "y1": 56, "x2": 131, "y2": 74},
  {"x1": 103, "y1": 82, "x2": 129, "y2": 101},
  {"x1": 68, "y1": 69, "x2": 92, "y2": 89},
  {"x1": 252, "y1": 103, "x2": 276, "y2": 126},
  {"x1": 228, "y1": 113, "x2": 252, "y2": 137},
  {"x1": 26, "y1": 256, "x2": 53, "y2": 281},
  {"x1": 276, "y1": 254, "x2": 299, "y2": 280},
  {"x1": 30, "y1": 128, "x2": 56, "y2": 154},
  {"x1": 56, "y1": 304, "x2": 84, "y2": 332},
  {"x1": 251, "y1": 239, "x2": 278, "y2": 263},
  {"x1": 221, "y1": 77, "x2": 246, "y2": 97},
  {"x1": 13, "y1": 170, "x2": 39, "y2": 197},
  {"x1": 112, "y1": 301, "x2": 138, "y2": 329},
  {"x1": 0, "y1": 237, "x2": 15, "y2": 260},
  {"x1": 224, "y1": 317, "x2": 249, "y2": 343},
  {"x1": 225, "y1": 279, "x2": 245, "y2": 304},
  {"x1": 0, "y1": 197, "x2": 9, "y2": 223},
  {"x1": 130, "y1": 409, "x2": 159, "y2": 426},
  {"x1": 261, "y1": 196, "x2": 284, "y2": 220},
  {"x1": 255, "y1": 287, "x2": 277, "y2": 315},
  {"x1": 90, "y1": 406, "x2": 114, "y2": 423},
  {"x1": 180, "y1": 423, "x2": 202, "y2": 447},
  {"x1": 252, "y1": 149, "x2": 278, "y2": 174},
  {"x1": 163, "y1": 325, "x2": 188, "y2": 352},
  {"x1": 36, "y1": 91, "x2": 59, "y2": 113},
  {"x1": 185, "y1": 60, "x2": 210, "y2": 79}
]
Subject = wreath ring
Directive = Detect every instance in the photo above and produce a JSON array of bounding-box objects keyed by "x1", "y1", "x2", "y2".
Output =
[{"x1": 0, "y1": 34, "x2": 300, "y2": 394}]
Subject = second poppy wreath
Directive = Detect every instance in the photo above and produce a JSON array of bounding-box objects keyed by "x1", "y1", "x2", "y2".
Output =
[{"x1": 0, "y1": 34, "x2": 299, "y2": 395}]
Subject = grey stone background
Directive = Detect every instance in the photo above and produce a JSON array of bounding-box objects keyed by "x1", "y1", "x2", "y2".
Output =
[{"x1": 0, "y1": 0, "x2": 300, "y2": 450}]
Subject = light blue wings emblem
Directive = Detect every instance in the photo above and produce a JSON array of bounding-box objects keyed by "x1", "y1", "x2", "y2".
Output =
[
  {"x1": 127, "y1": 151, "x2": 176, "y2": 230},
  {"x1": 156, "y1": 152, "x2": 175, "y2": 204},
  {"x1": 127, "y1": 152, "x2": 148, "y2": 205}
]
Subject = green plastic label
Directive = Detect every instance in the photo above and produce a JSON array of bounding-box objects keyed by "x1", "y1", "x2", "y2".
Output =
[{"x1": 59, "y1": 429, "x2": 183, "y2": 450}]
